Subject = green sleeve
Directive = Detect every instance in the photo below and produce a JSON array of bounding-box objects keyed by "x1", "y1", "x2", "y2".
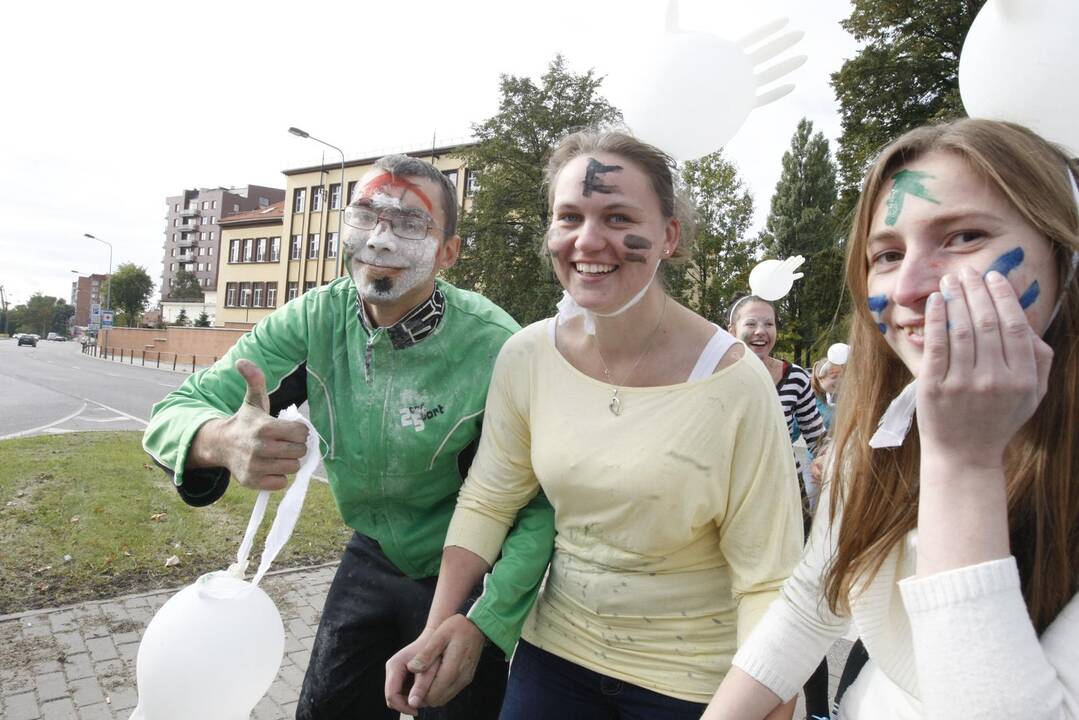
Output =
[
  {"x1": 465, "y1": 491, "x2": 555, "y2": 658},
  {"x1": 141, "y1": 295, "x2": 312, "y2": 504}
]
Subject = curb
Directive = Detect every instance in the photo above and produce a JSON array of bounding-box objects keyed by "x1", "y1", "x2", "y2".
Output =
[{"x1": 0, "y1": 560, "x2": 340, "y2": 623}]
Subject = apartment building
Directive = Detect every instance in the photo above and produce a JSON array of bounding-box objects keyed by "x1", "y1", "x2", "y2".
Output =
[
  {"x1": 211, "y1": 143, "x2": 475, "y2": 327},
  {"x1": 70, "y1": 273, "x2": 109, "y2": 327},
  {"x1": 162, "y1": 184, "x2": 285, "y2": 303},
  {"x1": 216, "y1": 201, "x2": 285, "y2": 327}
]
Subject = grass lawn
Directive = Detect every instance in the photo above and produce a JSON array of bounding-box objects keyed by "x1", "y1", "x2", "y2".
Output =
[{"x1": 0, "y1": 432, "x2": 352, "y2": 615}]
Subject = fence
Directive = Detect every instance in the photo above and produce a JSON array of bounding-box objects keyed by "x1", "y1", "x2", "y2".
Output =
[{"x1": 82, "y1": 342, "x2": 219, "y2": 373}]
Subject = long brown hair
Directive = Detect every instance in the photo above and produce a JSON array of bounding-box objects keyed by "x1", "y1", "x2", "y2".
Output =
[{"x1": 825, "y1": 119, "x2": 1079, "y2": 634}]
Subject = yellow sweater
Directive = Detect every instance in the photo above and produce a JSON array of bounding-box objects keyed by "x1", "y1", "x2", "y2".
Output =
[{"x1": 446, "y1": 319, "x2": 803, "y2": 702}]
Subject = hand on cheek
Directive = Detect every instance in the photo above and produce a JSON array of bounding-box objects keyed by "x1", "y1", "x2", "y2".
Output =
[{"x1": 916, "y1": 268, "x2": 1053, "y2": 469}]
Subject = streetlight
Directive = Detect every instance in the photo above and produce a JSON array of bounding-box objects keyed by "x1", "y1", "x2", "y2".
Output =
[
  {"x1": 84, "y1": 233, "x2": 112, "y2": 349},
  {"x1": 288, "y1": 126, "x2": 346, "y2": 274}
]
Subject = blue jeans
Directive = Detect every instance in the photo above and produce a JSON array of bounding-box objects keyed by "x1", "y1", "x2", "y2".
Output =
[{"x1": 499, "y1": 640, "x2": 708, "y2": 720}]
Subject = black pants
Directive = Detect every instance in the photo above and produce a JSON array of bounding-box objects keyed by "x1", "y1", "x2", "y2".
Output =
[{"x1": 296, "y1": 533, "x2": 507, "y2": 719}]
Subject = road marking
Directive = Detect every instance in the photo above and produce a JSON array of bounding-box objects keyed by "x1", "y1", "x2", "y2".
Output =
[
  {"x1": 82, "y1": 416, "x2": 131, "y2": 423},
  {"x1": 85, "y1": 399, "x2": 149, "y2": 426},
  {"x1": 156, "y1": 382, "x2": 175, "y2": 387},
  {"x1": 0, "y1": 402, "x2": 88, "y2": 441}
]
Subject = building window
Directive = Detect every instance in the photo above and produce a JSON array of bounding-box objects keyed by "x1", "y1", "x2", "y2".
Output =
[
  {"x1": 443, "y1": 169, "x2": 459, "y2": 187},
  {"x1": 171, "y1": 248, "x2": 177, "y2": 257},
  {"x1": 291, "y1": 234, "x2": 302, "y2": 260},
  {"x1": 308, "y1": 233, "x2": 320, "y2": 259},
  {"x1": 239, "y1": 282, "x2": 251, "y2": 307},
  {"x1": 200, "y1": 231, "x2": 207, "y2": 241},
  {"x1": 466, "y1": 169, "x2": 480, "y2": 197},
  {"x1": 346, "y1": 180, "x2": 357, "y2": 207},
  {"x1": 330, "y1": 183, "x2": 342, "y2": 209},
  {"x1": 256, "y1": 237, "x2": 267, "y2": 262},
  {"x1": 242, "y1": 238, "x2": 253, "y2": 262},
  {"x1": 170, "y1": 263, "x2": 176, "y2": 271},
  {"x1": 174, "y1": 203, "x2": 180, "y2": 212},
  {"x1": 198, "y1": 247, "x2": 206, "y2": 256},
  {"x1": 226, "y1": 283, "x2": 237, "y2": 307},
  {"x1": 258, "y1": 196, "x2": 269, "y2": 208},
  {"x1": 212, "y1": 200, "x2": 217, "y2": 209},
  {"x1": 209, "y1": 231, "x2": 215, "y2": 241},
  {"x1": 210, "y1": 216, "x2": 215, "y2": 224},
  {"x1": 327, "y1": 231, "x2": 338, "y2": 259},
  {"x1": 293, "y1": 188, "x2": 306, "y2": 213},
  {"x1": 202, "y1": 200, "x2": 210, "y2": 210},
  {"x1": 270, "y1": 236, "x2": 281, "y2": 262},
  {"x1": 229, "y1": 240, "x2": 240, "y2": 263},
  {"x1": 311, "y1": 187, "x2": 323, "y2": 212},
  {"x1": 206, "y1": 262, "x2": 212, "y2": 273},
  {"x1": 287, "y1": 281, "x2": 298, "y2": 301},
  {"x1": 253, "y1": 284, "x2": 263, "y2": 307},
  {"x1": 172, "y1": 233, "x2": 177, "y2": 242},
  {"x1": 233, "y1": 203, "x2": 240, "y2": 212},
  {"x1": 304, "y1": 281, "x2": 317, "y2": 293},
  {"x1": 208, "y1": 247, "x2": 214, "y2": 256},
  {"x1": 266, "y1": 283, "x2": 278, "y2": 308},
  {"x1": 173, "y1": 218, "x2": 179, "y2": 227}
]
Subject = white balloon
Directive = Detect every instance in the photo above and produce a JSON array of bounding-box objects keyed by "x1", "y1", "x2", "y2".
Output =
[
  {"x1": 959, "y1": 0, "x2": 1079, "y2": 154},
  {"x1": 130, "y1": 571, "x2": 284, "y2": 720},
  {"x1": 748, "y1": 256, "x2": 805, "y2": 301},
  {"x1": 616, "y1": 31, "x2": 755, "y2": 161},
  {"x1": 827, "y1": 343, "x2": 850, "y2": 365}
]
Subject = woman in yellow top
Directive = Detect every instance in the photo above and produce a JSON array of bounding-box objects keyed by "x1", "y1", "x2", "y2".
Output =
[{"x1": 385, "y1": 129, "x2": 803, "y2": 719}]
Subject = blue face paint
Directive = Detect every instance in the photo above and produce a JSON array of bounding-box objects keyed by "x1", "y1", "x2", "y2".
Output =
[
  {"x1": 1019, "y1": 281, "x2": 1040, "y2": 309},
  {"x1": 868, "y1": 295, "x2": 889, "y2": 334},
  {"x1": 984, "y1": 247, "x2": 1024, "y2": 278}
]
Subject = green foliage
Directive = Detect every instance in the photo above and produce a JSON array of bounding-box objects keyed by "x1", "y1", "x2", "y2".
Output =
[
  {"x1": 830, "y1": 0, "x2": 981, "y2": 216},
  {"x1": 10, "y1": 294, "x2": 69, "y2": 336},
  {"x1": 0, "y1": 432, "x2": 351, "y2": 613},
  {"x1": 173, "y1": 308, "x2": 190, "y2": 326},
  {"x1": 169, "y1": 268, "x2": 204, "y2": 301},
  {"x1": 445, "y1": 55, "x2": 622, "y2": 324},
  {"x1": 759, "y1": 119, "x2": 844, "y2": 367},
  {"x1": 102, "y1": 263, "x2": 154, "y2": 327},
  {"x1": 194, "y1": 310, "x2": 211, "y2": 327},
  {"x1": 667, "y1": 151, "x2": 758, "y2": 323},
  {"x1": 51, "y1": 301, "x2": 75, "y2": 335}
]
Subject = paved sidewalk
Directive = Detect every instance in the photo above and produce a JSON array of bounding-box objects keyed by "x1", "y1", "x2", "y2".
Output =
[{"x1": 0, "y1": 564, "x2": 337, "y2": 720}]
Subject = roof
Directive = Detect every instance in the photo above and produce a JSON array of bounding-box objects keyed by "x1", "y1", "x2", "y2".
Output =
[
  {"x1": 282, "y1": 141, "x2": 478, "y2": 176},
  {"x1": 218, "y1": 200, "x2": 285, "y2": 226}
]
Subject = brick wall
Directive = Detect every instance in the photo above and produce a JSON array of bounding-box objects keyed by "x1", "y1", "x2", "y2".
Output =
[{"x1": 98, "y1": 326, "x2": 247, "y2": 360}]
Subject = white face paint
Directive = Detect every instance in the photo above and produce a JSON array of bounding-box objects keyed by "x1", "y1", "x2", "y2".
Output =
[{"x1": 346, "y1": 192, "x2": 440, "y2": 305}]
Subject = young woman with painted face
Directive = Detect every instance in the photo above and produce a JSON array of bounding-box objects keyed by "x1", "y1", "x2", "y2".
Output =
[
  {"x1": 704, "y1": 119, "x2": 1079, "y2": 719},
  {"x1": 384, "y1": 130, "x2": 803, "y2": 719}
]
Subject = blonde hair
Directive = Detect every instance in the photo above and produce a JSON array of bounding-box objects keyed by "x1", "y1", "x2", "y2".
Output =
[{"x1": 826, "y1": 118, "x2": 1079, "y2": 633}]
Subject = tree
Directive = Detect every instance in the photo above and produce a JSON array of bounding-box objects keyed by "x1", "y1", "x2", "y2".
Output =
[
  {"x1": 830, "y1": 1, "x2": 981, "y2": 212},
  {"x1": 666, "y1": 151, "x2": 758, "y2": 323},
  {"x1": 169, "y1": 269, "x2": 204, "y2": 301},
  {"x1": 51, "y1": 301, "x2": 75, "y2": 336},
  {"x1": 103, "y1": 264, "x2": 154, "y2": 327},
  {"x1": 759, "y1": 119, "x2": 843, "y2": 367},
  {"x1": 445, "y1": 55, "x2": 622, "y2": 324},
  {"x1": 194, "y1": 310, "x2": 211, "y2": 327},
  {"x1": 173, "y1": 308, "x2": 190, "y2": 326},
  {"x1": 19, "y1": 294, "x2": 65, "y2": 336}
]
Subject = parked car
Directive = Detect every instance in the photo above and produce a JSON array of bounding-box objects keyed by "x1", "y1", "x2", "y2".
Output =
[
  {"x1": 47, "y1": 333, "x2": 65, "y2": 341},
  {"x1": 18, "y1": 334, "x2": 37, "y2": 347}
]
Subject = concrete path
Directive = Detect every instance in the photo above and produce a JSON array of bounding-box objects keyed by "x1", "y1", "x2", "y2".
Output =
[
  {"x1": 0, "y1": 564, "x2": 336, "y2": 720},
  {"x1": 1, "y1": 562, "x2": 852, "y2": 719}
]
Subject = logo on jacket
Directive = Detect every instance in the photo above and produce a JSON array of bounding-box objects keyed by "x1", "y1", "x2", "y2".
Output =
[{"x1": 400, "y1": 404, "x2": 445, "y2": 432}]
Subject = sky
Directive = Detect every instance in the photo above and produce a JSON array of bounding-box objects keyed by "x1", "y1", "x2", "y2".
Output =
[{"x1": 0, "y1": 0, "x2": 859, "y2": 311}]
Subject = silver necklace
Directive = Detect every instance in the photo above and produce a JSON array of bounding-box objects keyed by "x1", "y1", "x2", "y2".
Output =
[{"x1": 594, "y1": 295, "x2": 668, "y2": 416}]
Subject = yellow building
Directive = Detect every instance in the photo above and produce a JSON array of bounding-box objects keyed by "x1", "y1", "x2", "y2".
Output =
[
  {"x1": 216, "y1": 201, "x2": 285, "y2": 327},
  {"x1": 214, "y1": 143, "x2": 475, "y2": 327}
]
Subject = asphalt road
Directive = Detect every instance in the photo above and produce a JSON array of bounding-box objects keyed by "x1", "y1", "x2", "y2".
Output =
[{"x1": 0, "y1": 338, "x2": 188, "y2": 440}]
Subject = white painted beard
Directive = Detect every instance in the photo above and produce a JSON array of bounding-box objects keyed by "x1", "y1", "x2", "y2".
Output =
[{"x1": 347, "y1": 225, "x2": 438, "y2": 305}]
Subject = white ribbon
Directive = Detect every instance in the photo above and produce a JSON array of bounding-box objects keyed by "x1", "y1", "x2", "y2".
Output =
[
  {"x1": 228, "y1": 405, "x2": 321, "y2": 585},
  {"x1": 556, "y1": 261, "x2": 661, "y2": 335}
]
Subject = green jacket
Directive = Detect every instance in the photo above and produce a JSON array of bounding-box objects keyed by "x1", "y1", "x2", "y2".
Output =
[{"x1": 142, "y1": 277, "x2": 554, "y2": 656}]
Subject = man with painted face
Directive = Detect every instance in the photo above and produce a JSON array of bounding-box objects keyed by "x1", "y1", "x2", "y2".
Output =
[{"x1": 142, "y1": 154, "x2": 555, "y2": 719}]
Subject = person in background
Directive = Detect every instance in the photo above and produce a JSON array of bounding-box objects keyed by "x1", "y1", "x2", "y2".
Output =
[
  {"x1": 810, "y1": 358, "x2": 843, "y2": 432},
  {"x1": 704, "y1": 118, "x2": 1079, "y2": 718}
]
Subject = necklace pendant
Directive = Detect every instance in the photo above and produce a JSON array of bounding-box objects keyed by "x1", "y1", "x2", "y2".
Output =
[{"x1": 609, "y1": 389, "x2": 623, "y2": 416}]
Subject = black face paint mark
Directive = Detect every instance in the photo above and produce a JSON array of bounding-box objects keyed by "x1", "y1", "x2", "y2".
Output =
[
  {"x1": 373, "y1": 277, "x2": 393, "y2": 294},
  {"x1": 624, "y1": 253, "x2": 647, "y2": 263},
  {"x1": 582, "y1": 158, "x2": 622, "y2": 197},
  {"x1": 623, "y1": 234, "x2": 653, "y2": 250}
]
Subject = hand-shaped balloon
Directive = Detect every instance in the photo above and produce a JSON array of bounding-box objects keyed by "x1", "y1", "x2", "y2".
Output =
[
  {"x1": 959, "y1": 0, "x2": 1079, "y2": 154},
  {"x1": 749, "y1": 256, "x2": 806, "y2": 302},
  {"x1": 610, "y1": 0, "x2": 807, "y2": 161}
]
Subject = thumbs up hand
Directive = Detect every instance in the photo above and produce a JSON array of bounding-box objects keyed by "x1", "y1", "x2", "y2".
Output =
[{"x1": 187, "y1": 359, "x2": 310, "y2": 491}]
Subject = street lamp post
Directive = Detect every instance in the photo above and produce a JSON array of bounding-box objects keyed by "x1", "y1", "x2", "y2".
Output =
[
  {"x1": 288, "y1": 127, "x2": 346, "y2": 274},
  {"x1": 84, "y1": 233, "x2": 112, "y2": 350}
]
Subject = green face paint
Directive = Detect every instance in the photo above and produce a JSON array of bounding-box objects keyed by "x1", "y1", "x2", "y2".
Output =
[{"x1": 885, "y1": 169, "x2": 940, "y2": 226}]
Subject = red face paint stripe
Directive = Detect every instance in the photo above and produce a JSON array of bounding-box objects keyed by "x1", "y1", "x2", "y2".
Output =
[{"x1": 358, "y1": 173, "x2": 434, "y2": 214}]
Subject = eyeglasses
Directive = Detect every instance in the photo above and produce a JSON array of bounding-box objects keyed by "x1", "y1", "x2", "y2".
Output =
[{"x1": 343, "y1": 205, "x2": 444, "y2": 241}]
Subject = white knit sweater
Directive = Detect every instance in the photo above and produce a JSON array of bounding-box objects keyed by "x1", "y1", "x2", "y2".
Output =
[{"x1": 732, "y1": 486, "x2": 1079, "y2": 718}]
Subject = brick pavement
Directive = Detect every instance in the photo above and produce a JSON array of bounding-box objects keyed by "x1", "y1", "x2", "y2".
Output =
[
  {"x1": 1, "y1": 562, "x2": 853, "y2": 719},
  {"x1": 0, "y1": 564, "x2": 336, "y2": 720}
]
